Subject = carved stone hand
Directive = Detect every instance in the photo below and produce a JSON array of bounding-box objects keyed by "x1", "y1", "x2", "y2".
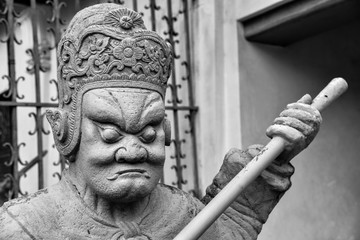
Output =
[{"x1": 266, "y1": 94, "x2": 322, "y2": 164}]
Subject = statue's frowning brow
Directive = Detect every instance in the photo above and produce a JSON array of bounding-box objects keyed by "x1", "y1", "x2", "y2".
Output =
[{"x1": 84, "y1": 89, "x2": 165, "y2": 134}]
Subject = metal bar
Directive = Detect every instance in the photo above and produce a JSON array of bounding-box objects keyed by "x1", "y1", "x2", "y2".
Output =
[
  {"x1": 0, "y1": 101, "x2": 58, "y2": 107},
  {"x1": 132, "y1": 0, "x2": 138, "y2": 12},
  {"x1": 182, "y1": 0, "x2": 200, "y2": 197},
  {"x1": 150, "y1": 0, "x2": 156, "y2": 31},
  {"x1": 166, "y1": 106, "x2": 198, "y2": 111},
  {"x1": 0, "y1": 101, "x2": 199, "y2": 111},
  {"x1": 166, "y1": 0, "x2": 184, "y2": 190},
  {"x1": 6, "y1": 0, "x2": 19, "y2": 198},
  {"x1": 30, "y1": 0, "x2": 44, "y2": 189},
  {"x1": 74, "y1": 0, "x2": 80, "y2": 12},
  {"x1": 53, "y1": 0, "x2": 61, "y2": 46}
]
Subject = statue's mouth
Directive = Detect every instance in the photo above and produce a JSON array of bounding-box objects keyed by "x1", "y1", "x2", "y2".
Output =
[{"x1": 106, "y1": 169, "x2": 149, "y2": 181}]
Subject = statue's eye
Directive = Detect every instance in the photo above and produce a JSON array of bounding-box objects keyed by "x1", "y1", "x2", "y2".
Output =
[
  {"x1": 94, "y1": 122, "x2": 123, "y2": 143},
  {"x1": 100, "y1": 127, "x2": 123, "y2": 143},
  {"x1": 139, "y1": 126, "x2": 156, "y2": 143}
]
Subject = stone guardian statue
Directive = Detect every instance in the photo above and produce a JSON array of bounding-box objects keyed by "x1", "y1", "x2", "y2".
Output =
[{"x1": 0, "y1": 4, "x2": 322, "y2": 239}]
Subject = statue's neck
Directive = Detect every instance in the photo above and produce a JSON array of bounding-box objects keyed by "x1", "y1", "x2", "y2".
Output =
[
  {"x1": 86, "y1": 193, "x2": 151, "y2": 226},
  {"x1": 65, "y1": 168, "x2": 151, "y2": 225}
]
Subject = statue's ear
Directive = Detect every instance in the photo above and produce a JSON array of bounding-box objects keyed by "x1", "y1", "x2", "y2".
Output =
[
  {"x1": 163, "y1": 118, "x2": 171, "y2": 146},
  {"x1": 46, "y1": 109, "x2": 68, "y2": 145}
]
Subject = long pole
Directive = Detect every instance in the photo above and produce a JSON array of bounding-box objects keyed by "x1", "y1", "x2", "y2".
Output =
[{"x1": 174, "y1": 78, "x2": 348, "y2": 240}]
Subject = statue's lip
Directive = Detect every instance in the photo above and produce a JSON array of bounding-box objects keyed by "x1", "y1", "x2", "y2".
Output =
[{"x1": 106, "y1": 169, "x2": 149, "y2": 180}]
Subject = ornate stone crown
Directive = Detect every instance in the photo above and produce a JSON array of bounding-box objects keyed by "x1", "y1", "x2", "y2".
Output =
[{"x1": 46, "y1": 4, "x2": 173, "y2": 157}]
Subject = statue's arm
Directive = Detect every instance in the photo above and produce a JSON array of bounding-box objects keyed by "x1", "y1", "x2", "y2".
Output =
[
  {"x1": 202, "y1": 146, "x2": 294, "y2": 239},
  {"x1": 201, "y1": 95, "x2": 322, "y2": 239}
]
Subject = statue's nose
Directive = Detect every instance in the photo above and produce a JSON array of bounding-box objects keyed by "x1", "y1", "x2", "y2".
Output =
[{"x1": 115, "y1": 139, "x2": 148, "y2": 163}]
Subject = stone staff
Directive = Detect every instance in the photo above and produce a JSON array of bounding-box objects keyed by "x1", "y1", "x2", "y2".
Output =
[{"x1": 174, "y1": 77, "x2": 348, "y2": 240}]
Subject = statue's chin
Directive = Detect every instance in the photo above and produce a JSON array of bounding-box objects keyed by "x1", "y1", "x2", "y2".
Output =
[
  {"x1": 108, "y1": 188, "x2": 152, "y2": 203},
  {"x1": 93, "y1": 178, "x2": 158, "y2": 203}
]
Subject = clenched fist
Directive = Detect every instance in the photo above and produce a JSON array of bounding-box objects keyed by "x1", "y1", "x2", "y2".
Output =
[{"x1": 266, "y1": 94, "x2": 322, "y2": 164}]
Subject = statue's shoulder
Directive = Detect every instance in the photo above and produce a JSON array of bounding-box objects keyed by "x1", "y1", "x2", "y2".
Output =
[
  {"x1": 0, "y1": 181, "x2": 67, "y2": 239},
  {"x1": 3, "y1": 187, "x2": 51, "y2": 210},
  {"x1": 0, "y1": 206, "x2": 34, "y2": 239},
  {"x1": 2, "y1": 180, "x2": 64, "y2": 215}
]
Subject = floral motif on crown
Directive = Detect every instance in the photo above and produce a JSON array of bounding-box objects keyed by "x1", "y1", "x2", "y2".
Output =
[
  {"x1": 113, "y1": 38, "x2": 144, "y2": 66},
  {"x1": 104, "y1": 8, "x2": 146, "y2": 31}
]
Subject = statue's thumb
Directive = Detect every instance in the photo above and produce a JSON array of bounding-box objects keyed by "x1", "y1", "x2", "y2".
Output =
[{"x1": 296, "y1": 94, "x2": 312, "y2": 104}]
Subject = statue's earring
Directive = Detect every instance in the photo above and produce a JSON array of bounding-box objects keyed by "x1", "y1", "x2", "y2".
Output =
[{"x1": 163, "y1": 118, "x2": 171, "y2": 146}]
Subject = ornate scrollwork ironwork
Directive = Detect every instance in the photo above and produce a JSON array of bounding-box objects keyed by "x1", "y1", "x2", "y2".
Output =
[
  {"x1": 181, "y1": 61, "x2": 189, "y2": 81},
  {"x1": 0, "y1": 174, "x2": 13, "y2": 206},
  {"x1": 162, "y1": 16, "x2": 179, "y2": 37},
  {"x1": 41, "y1": 113, "x2": 51, "y2": 135},
  {"x1": 46, "y1": 0, "x2": 67, "y2": 49},
  {"x1": 0, "y1": 75, "x2": 26, "y2": 99},
  {"x1": 49, "y1": 79, "x2": 59, "y2": 101},
  {"x1": 0, "y1": 18, "x2": 9, "y2": 43},
  {"x1": 184, "y1": 114, "x2": 193, "y2": 134},
  {"x1": 1, "y1": 75, "x2": 12, "y2": 98},
  {"x1": 166, "y1": 83, "x2": 183, "y2": 104},
  {"x1": 26, "y1": 41, "x2": 52, "y2": 74},
  {"x1": 46, "y1": 0, "x2": 67, "y2": 25},
  {"x1": 145, "y1": 1, "x2": 161, "y2": 11},
  {"x1": 2, "y1": 142, "x2": 14, "y2": 166},
  {"x1": 52, "y1": 172, "x2": 61, "y2": 180},
  {"x1": 0, "y1": 1, "x2": 8, "y2": 15},
  {"x1": 171, "y1": 164, "x2": 187, "y2": 186},
  {"x1": 17, "y1": 142, "x2": 28, "y2": 165},
  {"x1": 170, "y1": 139, "x2": 186, "y2": 159},
  {"x1": 28, "y1": 112, "x2": 38, "y2": 135},
  {"x1": 13, "y1": 21, "x2": 22, "y2": 45},
  {"x1": 15, "y1": 76, "x2": 25, "y2": 99}
]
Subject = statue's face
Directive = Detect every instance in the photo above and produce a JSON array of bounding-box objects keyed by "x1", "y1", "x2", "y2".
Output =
[{"x1": 74, "y1": 87, "x2": 166, "y2": 202}]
